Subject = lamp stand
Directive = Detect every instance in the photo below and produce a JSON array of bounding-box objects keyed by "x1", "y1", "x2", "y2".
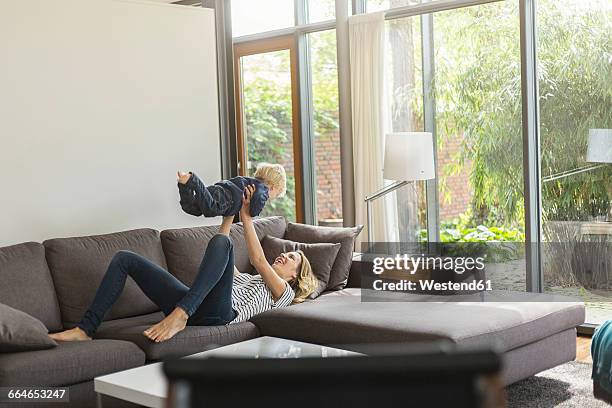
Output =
[{"x1": 365, "y1": 180, "x2": 409, "y2": 244}]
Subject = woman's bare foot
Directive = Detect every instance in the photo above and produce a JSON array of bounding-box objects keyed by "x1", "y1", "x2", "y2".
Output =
[
  {"x1": 143, "y1": 307, "x2": 188, "y2": 343},
  {"x1": 49, "y1": 327, "x2": 92, "y2": 342}
]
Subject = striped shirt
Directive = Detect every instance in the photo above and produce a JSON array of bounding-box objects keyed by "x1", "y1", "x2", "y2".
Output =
[{"x1": 230, "y1": 272, "x2": 295, "y2": 324}]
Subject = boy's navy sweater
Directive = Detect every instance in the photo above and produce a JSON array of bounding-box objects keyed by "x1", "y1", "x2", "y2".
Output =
[{"x1": 185, "y1": 174, "x2": 269, "y2": 217}]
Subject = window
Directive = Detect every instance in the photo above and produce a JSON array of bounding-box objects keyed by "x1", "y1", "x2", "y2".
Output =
[
  {"x1": 235, "y1": 40, "x2": 302, "y2": 222},
  {"x1": 367, "y1": 0, "x2": 420, "y2": 13},
  {"x1": 380, "y1": 1, "x2": 525, "y2": 279},
  {"x1": 307, "y1": 0, "x2": 336, "y2": 23},
  {"x1": 309, "y1": 30, "x2": 343, "y2": 224},
  {"x1": 231, "y1": 0, "x2": 295, "y2": 37},
  {"x1": 433, "y1": 3, "x2": 524, "y2": 230},
  {"x1": 232, "y1": 2, "x2": 343, "y2": 224},
  {"x1": 432, "y1": 0, "x2": 525, "y2": 288},
  {"x1": 382, "y1": 16, "x2": 427, "y2": 242},
  {"x1": 538, "y1": 0, "x2": 612, "y2": 323}
]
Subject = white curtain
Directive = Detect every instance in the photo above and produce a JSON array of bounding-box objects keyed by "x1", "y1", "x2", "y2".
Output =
[{"x1": 349, "y1": 12, "x2": 386, "y2": 245}]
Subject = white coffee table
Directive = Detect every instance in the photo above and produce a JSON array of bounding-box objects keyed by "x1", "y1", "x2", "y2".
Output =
[{"x1": 94, "y1": 336, "x2": 358, "y2": 408}]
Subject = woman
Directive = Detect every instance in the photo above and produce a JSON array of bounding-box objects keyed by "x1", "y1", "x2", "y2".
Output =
[{"x1": 50, "y1": 185, "x2": 316, "y2": 343}]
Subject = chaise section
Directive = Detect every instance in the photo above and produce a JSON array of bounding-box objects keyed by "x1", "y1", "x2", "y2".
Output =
[
  {"x1": 93, "y1": 312, "x2": 260, "y2": 360},
  {"x1": 250, "y1": 288, "x2": 584, "y2": 384},
  {"x1": 0, "y1": 339, "x2": 145, "y2": 387},
  {"x1": 44, "y1": 229, "x2": 167, "y2": 327},
  {"x1": 251, "y1": 289, "x2": 583, "y2": 351}
]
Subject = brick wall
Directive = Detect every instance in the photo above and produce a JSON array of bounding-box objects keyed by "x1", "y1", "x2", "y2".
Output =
[
  {"x1": 311, "y1": 128, "x2": 472, "y2": 223},
  {"x1": 271, "y1": 127, "x2": 470, "y2": 224},
  {"x1": 436, "y1": 135, "x2": 472, "y2": 221},
  {"x1": 315, "y1": 128, "x2": 343, "y2": 220}
]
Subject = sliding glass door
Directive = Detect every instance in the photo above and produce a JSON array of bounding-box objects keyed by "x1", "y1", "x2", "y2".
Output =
[
  {"x1": 432, "y1": 1, "x2": 526, "y2": 290},
  {"x1": 380, "y1": 1, "x2": 526, "y2": 278},
  {"x1": 371, "y1": 0, "x2": 610, "y2": 321},
  {"x1": 537, "y1": 0, "x2": 612, "y2": 323}
]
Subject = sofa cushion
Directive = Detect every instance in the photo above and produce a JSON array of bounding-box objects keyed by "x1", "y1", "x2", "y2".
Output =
[
  {"x1": 161, "y1": 216, "x2": 286, "y2": 285},
  {"x1": 250, "y1": 288, "x2": 585, "y2": 352},
  {"x1": 0, "y1": 339, "x2": 145, "y2": 386},
  {"x1": 0, "y1": 242, "x2": 63, "y2": 331},
  {"x1": 285, "y1": 223, "x2": 363, "y2": 291},
  {"x1": 0, "y1": 304, "x2": 57, "y2": 352},
  {"x1": 94, "y1": 312, "x2": 260, "y2": 360},
  {"x1": 44, "y1": 229, "x2": 166, "y2": 326},
  {"x1": 261, "y1": 236, "x2": 341, "y2": 299}
]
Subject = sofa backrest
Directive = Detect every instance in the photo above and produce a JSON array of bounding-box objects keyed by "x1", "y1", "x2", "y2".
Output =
[
  {"x1": 44, "y1": 228, "x2": 166, "y2": 327},
  {"x1": 161, "y1": 216, "x2": 286, "y2": 286},
  {"x1": 0, "y1": 242, "x2": 63, "y2": 331}
]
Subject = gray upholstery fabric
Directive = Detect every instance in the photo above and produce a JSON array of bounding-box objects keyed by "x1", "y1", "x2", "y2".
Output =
[
  {"x1": 261, "y1": 235, "x2": 341, "y2": 298},
  {"x1": 0, "y1": 339, "x2": 145, "y2": 386},
  {"x1": 250, "y1": 288, "x2": 584, "y2": 352},
  {"x1": 0, "y1": 304, "x2": 57, "y2": 352},
  {"x1": 44, "y1": 229, "x2": 166, "y2": 326},
  {"x1": 502, "y1": 329, "x2": 576, "y2": 385},
  {"x1": 0, "y1": 242, "x2": 63, "y2": 331},
  {"x1": 501, "y1": 328, "x2": 577, "y2": 385},
  {"x1": 94, "y1": 312, "x2": 260, "y2": 361},
  {"x1": 161, "y1": 216, "x2": 286, "y2": 285},
  {"x1": 94, "y1": 311, "x2": 166, "y2": 333},
  {"x1": 285, "y1": 222, "x2": 363, "y2": 291}
]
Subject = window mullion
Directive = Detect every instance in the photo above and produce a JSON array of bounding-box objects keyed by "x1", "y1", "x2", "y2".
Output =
[
  {"x1": 297, "y1": 33, "x2": 317, "y2": 224},
  {"x1": 420, "y1": 7, "x2": 439, "y2": 243},
  {"x1": 296, "y1": 0, "x2": 307, "y2": 25},
  {"x1": 520, "y1": 0, "x2": 543, "y2": 293}
]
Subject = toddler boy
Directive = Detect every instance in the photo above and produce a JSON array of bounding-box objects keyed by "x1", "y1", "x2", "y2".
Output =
[{"x1": 177, "y1": 163, "x2": 286, "y2": 217}]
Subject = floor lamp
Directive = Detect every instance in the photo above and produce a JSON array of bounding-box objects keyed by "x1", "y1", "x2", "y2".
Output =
[{"x1": 365, "y1": 132, "x2": 436, "y2": 243}]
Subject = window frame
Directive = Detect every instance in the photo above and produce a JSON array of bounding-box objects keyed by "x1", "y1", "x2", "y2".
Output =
[
  {"x1": 233, "y1": 36, "x2": 306, "y2": 223},
  {"x1": 233, "y1": 0, "x2": 342, "y2": 225}
]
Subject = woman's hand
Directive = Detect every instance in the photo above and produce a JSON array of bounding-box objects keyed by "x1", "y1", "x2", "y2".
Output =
[
  {"x1": 240, "y1": 184, "x2": 256, "y2": 220},
  {"x1": 177, "y1": 171, "x2": 191, "y2": 185}
]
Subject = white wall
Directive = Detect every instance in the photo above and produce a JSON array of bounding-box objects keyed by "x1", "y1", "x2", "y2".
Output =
[{"x1": 0, "y1": 0, "x2": 222, "y2": 246}]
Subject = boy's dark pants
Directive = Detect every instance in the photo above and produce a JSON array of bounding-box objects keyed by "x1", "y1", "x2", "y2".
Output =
[{"x1": 179, "y1": 175, "x2": 234, "y2": 217}]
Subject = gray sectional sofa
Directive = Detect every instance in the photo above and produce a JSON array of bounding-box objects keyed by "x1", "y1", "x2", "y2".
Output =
[{"x1": 0, "y1": 216, "x2": 584, "y2": 407}]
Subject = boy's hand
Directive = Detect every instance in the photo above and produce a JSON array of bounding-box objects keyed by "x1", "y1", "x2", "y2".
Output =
[
  {"x1": 240, "y1": 184, "x2": 256, "y2": 219},
  {"x1": 177, "y1": 171, "x2": 191, "y2": 185}
]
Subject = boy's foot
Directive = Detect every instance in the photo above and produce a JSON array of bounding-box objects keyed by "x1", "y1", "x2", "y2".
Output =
[
  {"x1": 143, "y1": 307, "x2": 188, "y2": 343},
  {"x1": 49, "y1": 327, "x2": 92, "y2": 342}
]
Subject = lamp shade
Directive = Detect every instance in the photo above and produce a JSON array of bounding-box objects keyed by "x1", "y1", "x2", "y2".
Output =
[
  {"x1": 384, "y1": 132, "x2": 435, "y2": 181},
  {"x1": 586, "y1": 129, "x2": 612, "y2": 163}
]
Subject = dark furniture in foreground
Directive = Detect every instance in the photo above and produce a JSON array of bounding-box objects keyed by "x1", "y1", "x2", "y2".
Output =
[
  {"x1": 163, "y1": 346, "x2": 504, "y2": 408},
  {"x1": 0, "y1": 217, "x2": 585, "y2": 407}
]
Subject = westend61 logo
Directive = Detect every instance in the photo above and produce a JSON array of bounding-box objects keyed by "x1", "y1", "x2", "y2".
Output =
[{"x1": 372, "y1": 254, "x2": 486, "y2": 275}]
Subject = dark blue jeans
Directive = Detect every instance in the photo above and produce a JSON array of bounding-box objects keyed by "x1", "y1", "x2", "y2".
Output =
[
  {"x1": 178, "y1": 173, "x2": 234, "y2": 217},
  {"x1": 77, "y1": 234, "x2": 236, "y2": 337}
]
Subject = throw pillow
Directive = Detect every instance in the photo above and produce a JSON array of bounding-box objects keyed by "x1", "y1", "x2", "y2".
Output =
[
  {"x1": 261, "y1": 235, "x2": 341, "y2": 299},
  {"x1": 284, "y1": 223, "x2": 363, "y2": 291},
  {"x1": 0, "y1": 303, "x2": 57, "y2": 352}
]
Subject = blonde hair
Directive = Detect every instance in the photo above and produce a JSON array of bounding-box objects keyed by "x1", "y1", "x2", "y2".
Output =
[
  {"x1": 254, "y1": 163, "x2": 287, "y2": 198},
  {"x1": 290, "y1": 250, "x2": 317, "y2": 303}
]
